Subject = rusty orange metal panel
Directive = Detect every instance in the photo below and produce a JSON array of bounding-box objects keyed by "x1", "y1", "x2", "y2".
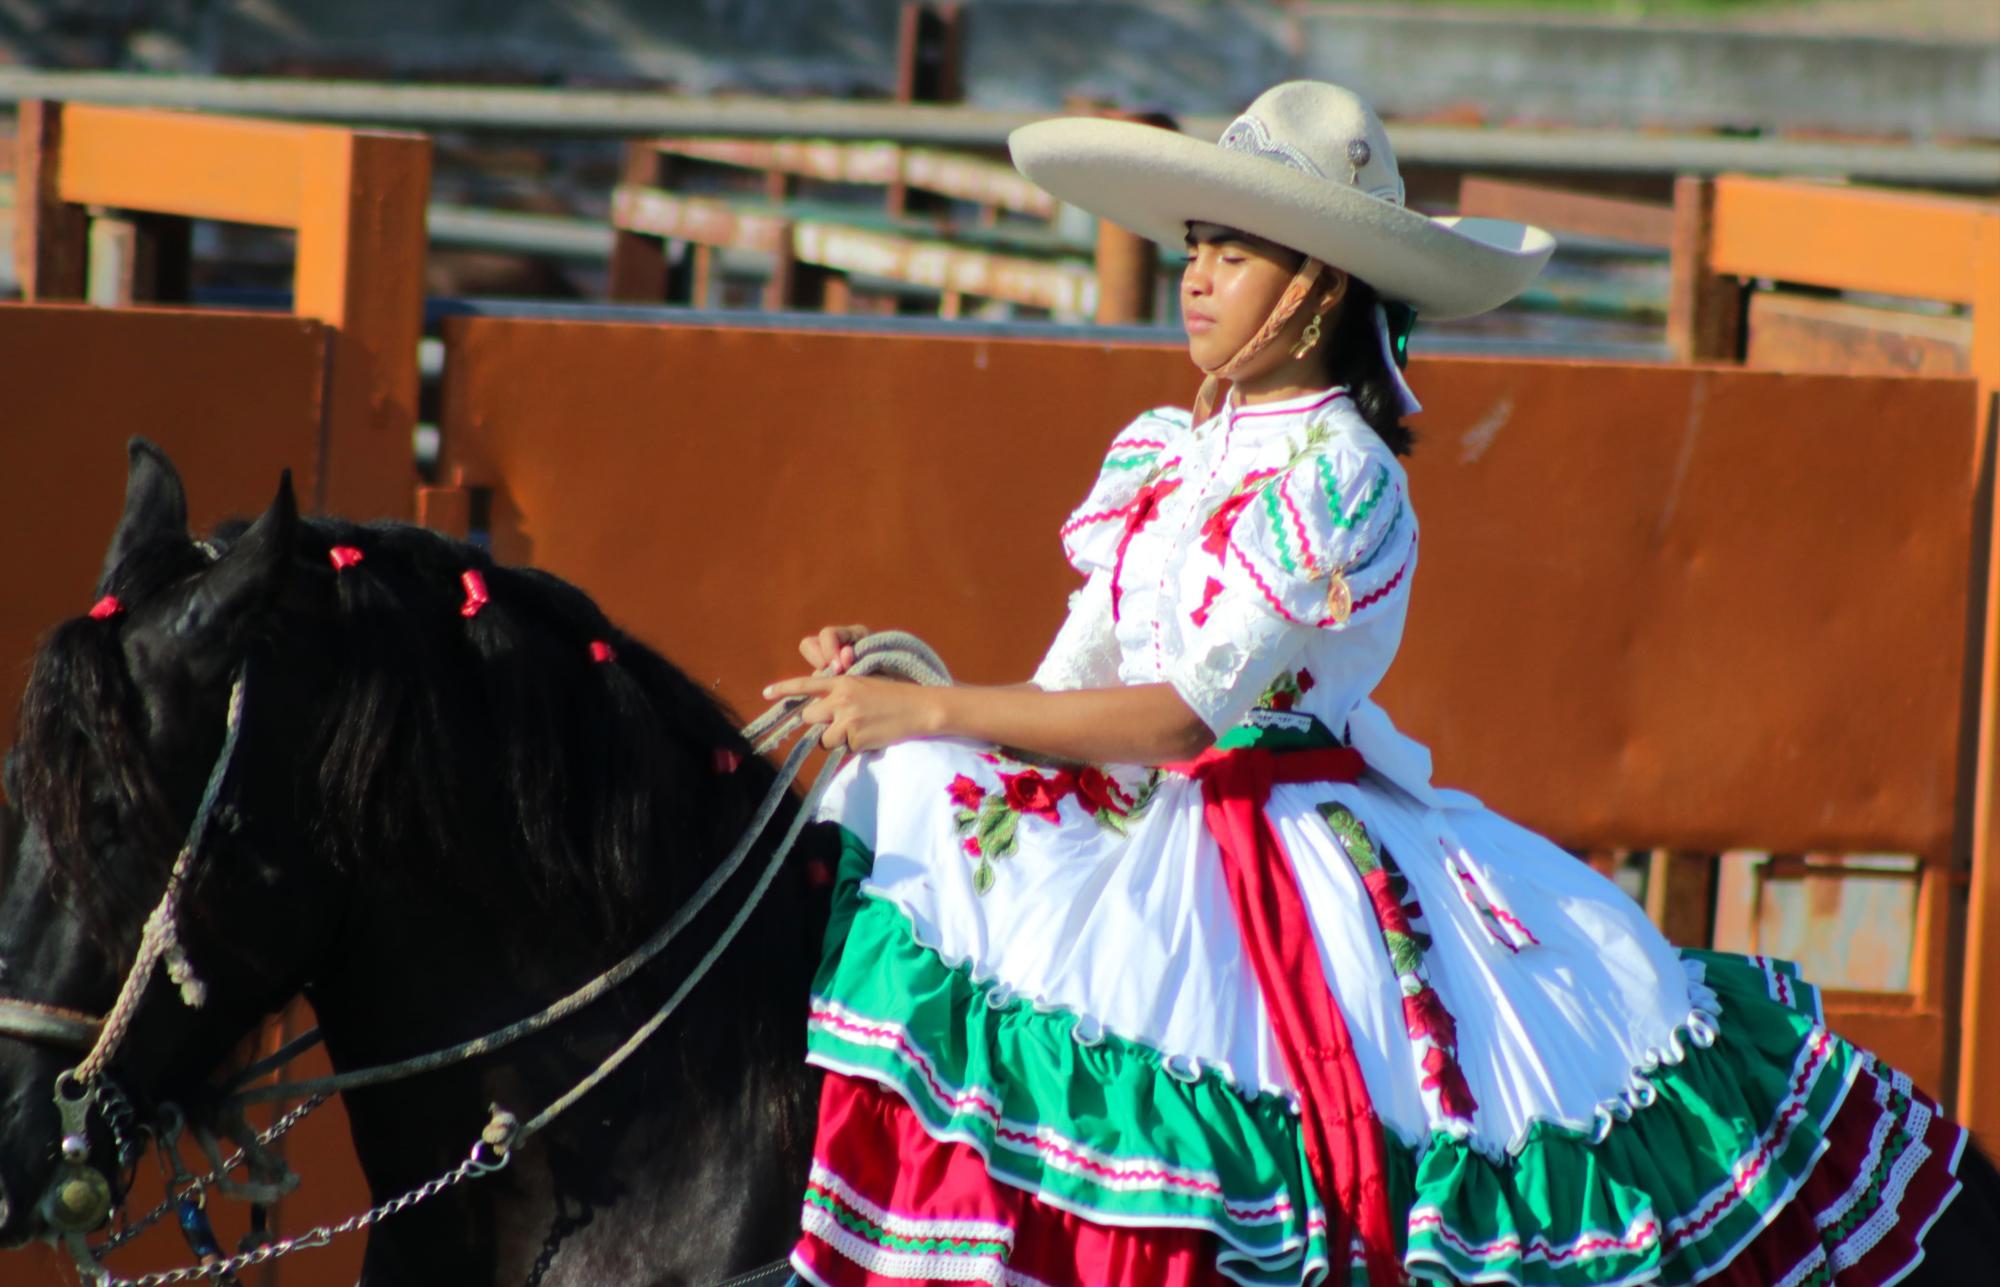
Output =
[
  {"x1": 439, "y1": 324, "x2": 1981, "y2": 864},
  {"x1": 55, "y1": 103, "x2": 313, "y2": 227},
  {"x1": 1709, "y1": 176, "x2": 1997, "y2": 306},
  {"x1": 0, "y1": 308, "x2": 356, "y2": 1287},
  {"x1": 0, "y1": 304, "x2": 329, "y2": 740},
  {"x1": 1392, "y1": 360, "x2": 1978, "y2": 858}
]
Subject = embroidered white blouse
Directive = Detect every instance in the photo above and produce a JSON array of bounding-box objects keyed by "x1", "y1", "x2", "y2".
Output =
[{"x1": 1032, "y1": 386, "x2": 1424, "y2": 778}]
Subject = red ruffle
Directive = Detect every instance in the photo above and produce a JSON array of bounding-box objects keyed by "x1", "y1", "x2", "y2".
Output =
[{"x1": 793, "y1": 1074, "x2": 1229, "y2": 1287}]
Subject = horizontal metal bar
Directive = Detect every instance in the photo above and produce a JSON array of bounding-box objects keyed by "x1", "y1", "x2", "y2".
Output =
[
  {"x1": 427, "y1": 204, "x2": 613, "y2": 260},
  {"x1": 5, "y1": 71, "x2": 1997, "y2": 187}
]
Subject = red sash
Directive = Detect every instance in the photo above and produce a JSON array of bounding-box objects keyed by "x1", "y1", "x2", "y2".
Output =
[{"x1": 1165, "y1": 743, "x2": 1401, "y2": 1287}]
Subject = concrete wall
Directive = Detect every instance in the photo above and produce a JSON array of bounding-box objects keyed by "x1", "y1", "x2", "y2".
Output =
[{"x1": 3, "y1": 1, "x2": 1994, "y2": 139}]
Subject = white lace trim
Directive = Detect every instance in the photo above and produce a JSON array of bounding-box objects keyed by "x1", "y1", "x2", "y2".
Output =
[{"x1": 1029, "y1": 574, "x2": 1122, "y2": 693}]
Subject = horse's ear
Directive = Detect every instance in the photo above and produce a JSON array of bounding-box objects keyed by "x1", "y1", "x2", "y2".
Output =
[
  {"x1": 178, "y1": 471, "x2": 298, "y2": 645},
  {"x1": 98, "y1": 438, "x2": 189, "y2": 592}
]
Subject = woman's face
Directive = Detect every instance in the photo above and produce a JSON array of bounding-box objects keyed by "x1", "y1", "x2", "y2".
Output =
[{"x1": 1180, "y1": 222, "x2": 1305, "y2": 374}]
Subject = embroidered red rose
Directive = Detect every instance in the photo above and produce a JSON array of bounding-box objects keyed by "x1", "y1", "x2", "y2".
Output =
[
  {"x1": 1296, "y1": 669, "x2": 1315, "y2": 693},
  {"x1": 1363, "y1": 868, "x2": 1415, "y2": 939},
  {"x1": 1269, "y1": 690, "x2": 1295, "y2": 712},
  {"x1": 1421, "y1": 1045, "x2": 1480, "y2": 1121},
  {"x1": 1199, "y1": 491, "x2": 1259, "y2": 558},
  {"x1": 962, "y1": 836, "x2": 983, "y2": 858},
  {"x1": 1402, "y1": 987, "x2": 1459, "y2": 1051},
  {"x1": 947, "y1": 774, "x2": 985, "y2": 810},
  {"x1": 1000, "y1": 769, "x2": 1069, "y2": 824},
  {"x1": 1073, "y1": 766, "x2": 1127, "y2": 817}
]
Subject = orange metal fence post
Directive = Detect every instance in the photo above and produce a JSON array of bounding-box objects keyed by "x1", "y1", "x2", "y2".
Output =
[
  {"x1": 292, "y1": 129, "x2": 431, "y2": 521},
  {"x1": 41, "y1": 102, "x2": 431, "y2": 520}
]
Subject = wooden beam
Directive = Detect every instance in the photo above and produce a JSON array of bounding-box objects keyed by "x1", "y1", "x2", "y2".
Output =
[
  {"x1": 1744, "y1": 292, "x2": 1972, "y2": 378},
  {"x1": 1644, "y1": 850, "x2": 1717, "y2": 948},
  {"x1": 608, "y1": 141, "x2": 673, "y2": 302},
  {"x1": 14, "y1": 100, "x2": 88, "y2": 300},
  {"x1": 792, "y1": 219, "x2": 1094, "y2": 314},
  {"x1": 57, "y1": 102, "x2": 315, "y2": 227},
  {"x1": 1958, "y1": 211, "x2": 2000, "y2": 1159},
  {"x1": 1708, "y1": 175, "x2": 1996, "y2": 306},
  {"x1": 896, "y1": 2, "x2": 964, "y2": 106},
  {"x1": 611, "y1": 185, "x2": 789, "y2": 255},
  {"x1": 654, "y1": 137, "x2": 1055, "y2": 219},
  {"x1": 1667, "y1": 176, "x2": 1745, "y2": 363},
  {"x1": 1457, "y1": 175, "x2": 1675, "y2": 248}
]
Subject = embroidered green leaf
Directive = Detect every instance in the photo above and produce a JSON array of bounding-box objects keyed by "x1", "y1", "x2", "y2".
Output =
[
  {"x1": 952, "y1": 809, "x2": 978, "y2": 832},
  {"x1": 1385, "y1": 931, "x2": 1425, "y2": 978},
  {"x1": 1317, "y1": 804, "x2": 1381, "y2": 875},
  {"x1": 974, "y1": 799, "x2": 1020, "y2": 866},
  {"x1": 972, "y1": 860, "x2": 996, "y2": 896}
]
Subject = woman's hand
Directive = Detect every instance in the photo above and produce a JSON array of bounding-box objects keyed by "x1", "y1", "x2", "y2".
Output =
[
  {"x1": 799, "y1": 623, "x2": 869, "y2": 675},
  {"x1": 762, "y1": 674, "x2": 943, "y2": 752}
]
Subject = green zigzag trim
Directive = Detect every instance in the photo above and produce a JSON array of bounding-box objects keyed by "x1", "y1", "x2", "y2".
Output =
[
  {"x1": 1263, "y1": 484, "x2": 1301, "y2": 575},
  {"x1": 1315, "y1": 455, "x2": 1392, "y2": 532},
  {"x1": 805, "y1": 1186, "x2": 1012, "y2": 1257}
]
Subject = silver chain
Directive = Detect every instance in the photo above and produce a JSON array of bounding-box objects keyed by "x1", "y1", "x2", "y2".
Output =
[
  {"x1": 95, "y1": 1136, "x2": 508, "y2": 1286},
  {"x1": 92, "y1": 1096, "x2": 327, "y2": 1258}
]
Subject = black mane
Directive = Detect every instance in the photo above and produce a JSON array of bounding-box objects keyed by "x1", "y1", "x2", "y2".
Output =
[{"x1": 12, "y1": 515, "x2": 762, "y2": 944}]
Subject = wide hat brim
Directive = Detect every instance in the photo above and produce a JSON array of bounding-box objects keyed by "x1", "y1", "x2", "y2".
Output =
[{"x1": 1010, "y1": 117, "x2": 1554, "y2": 321}]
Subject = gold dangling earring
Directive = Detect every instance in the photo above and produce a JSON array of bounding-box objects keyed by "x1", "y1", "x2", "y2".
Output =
[{"x1": 1289, "y1": 312, "x2": 1323, "y2": 360}]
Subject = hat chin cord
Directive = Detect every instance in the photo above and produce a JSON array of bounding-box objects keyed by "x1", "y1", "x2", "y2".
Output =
[{"x1": 1190, "y1": 257, "x2": 1422, "y2": 427}]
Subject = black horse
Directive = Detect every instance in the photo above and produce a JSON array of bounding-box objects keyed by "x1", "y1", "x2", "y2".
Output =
[
  {"x1": 6, "y1": 442, "x2": 2000, "y2": 1286},
  {"x1": 0, "y1": 441, "x2": 831, "y2": 1282}
]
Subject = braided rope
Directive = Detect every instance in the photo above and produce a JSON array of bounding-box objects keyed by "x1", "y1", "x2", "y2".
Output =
[{"x1": 72, "y1": 677, "x2": 245, "y2": 1087}]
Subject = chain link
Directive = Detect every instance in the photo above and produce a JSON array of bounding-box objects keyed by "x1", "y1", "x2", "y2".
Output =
[
  {"x1": 92, "y1": 1097, "x2": 327, "y2": 1258},
  {"x1": 96, "y1": 1136, "x2": 508, "y2": 1287}
]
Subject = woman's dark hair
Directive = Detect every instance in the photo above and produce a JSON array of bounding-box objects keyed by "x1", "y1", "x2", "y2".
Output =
[{"x1": 1320, "y1": 277, "x2": 1415, "y2": 457}]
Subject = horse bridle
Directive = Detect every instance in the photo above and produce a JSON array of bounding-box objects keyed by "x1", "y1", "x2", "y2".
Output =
[
  {"x1": 0, "y1": 632, "x2": 953, "y2": 1286},
  {"x1": 0, "y1": 998, "x2": 103, "y2": 1050}
]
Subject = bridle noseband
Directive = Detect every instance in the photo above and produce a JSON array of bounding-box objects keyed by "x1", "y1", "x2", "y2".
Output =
[{"x1": 0, "y1": 998, "x2": 104, "y2": 1051}]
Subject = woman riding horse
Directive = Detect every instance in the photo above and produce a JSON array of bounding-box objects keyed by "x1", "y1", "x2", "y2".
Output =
[{"x1": 763, "y1": 81, "x2": 1992, "y2": 1287}]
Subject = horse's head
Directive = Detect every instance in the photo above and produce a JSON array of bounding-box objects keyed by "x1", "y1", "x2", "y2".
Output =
[{"x1": 0, "y1": 441, "x2": 348, "y2": 1244}]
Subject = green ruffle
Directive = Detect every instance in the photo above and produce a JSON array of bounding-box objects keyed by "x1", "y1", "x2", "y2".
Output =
[
  {"x1": 809, "y1": 826, "x2": 1865, "y2": 1287},
  {"x1": 1399, "y1": 953, "x2": 1851, "y2": 1286},
  {"x1": 811, "y1": 828, "x2": 1332, "y2": 1285}
]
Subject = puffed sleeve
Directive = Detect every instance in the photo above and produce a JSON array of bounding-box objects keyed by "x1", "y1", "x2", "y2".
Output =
[
  {"x1": 1160, "y1": 439, "x2": 1415, "y2": 734},
  {"x1": 1030, "y1": 568, "x2": 1121, "y2": 691},
  {"x1": 1222, "y1": 440, "x2": 1413, "y2": 630},
  {"x1": 1058, "y1": 406, "x2": 1191, "y2": 575}
]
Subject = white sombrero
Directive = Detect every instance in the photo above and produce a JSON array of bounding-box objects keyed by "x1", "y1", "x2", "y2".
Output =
[{"x1": 1009, "y1": 81, "x2": 1553, "y2": 322}]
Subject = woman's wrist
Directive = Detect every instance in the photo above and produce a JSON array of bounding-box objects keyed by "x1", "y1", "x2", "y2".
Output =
[{"x1": 922, "y1": 685, "x2": 957, "y2": 738}]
